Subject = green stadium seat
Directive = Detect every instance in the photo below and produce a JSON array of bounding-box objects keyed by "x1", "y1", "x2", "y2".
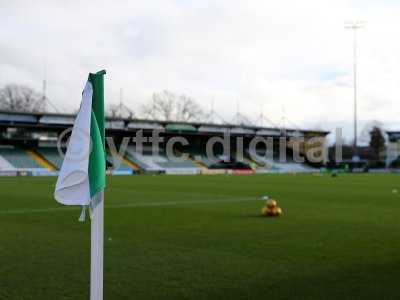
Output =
[
  {"x1": 37, "y1": 147, "x2": 64, "y2": 170},
  {"x1": 0, "y1": 148, "x2": 42, "y2": 169}
]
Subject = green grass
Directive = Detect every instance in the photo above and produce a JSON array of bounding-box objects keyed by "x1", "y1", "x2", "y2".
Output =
[{"x1": 1, "y1": 173, "x2": 400, "y2": 299}]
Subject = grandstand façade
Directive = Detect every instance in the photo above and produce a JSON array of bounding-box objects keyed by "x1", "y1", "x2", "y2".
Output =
[{"x1": 0, "y1": 110, "x2": 329, "y2": 176}]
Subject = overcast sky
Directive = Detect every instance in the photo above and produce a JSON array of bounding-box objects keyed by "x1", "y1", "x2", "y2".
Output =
[{"x1": 1, "y1": 0, "x2": 400, "y2": 141}]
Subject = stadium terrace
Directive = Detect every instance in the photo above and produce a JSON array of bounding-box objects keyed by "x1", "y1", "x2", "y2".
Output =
[{"x1": 0, "y1": 110, "x2": 329, "y2": 176}]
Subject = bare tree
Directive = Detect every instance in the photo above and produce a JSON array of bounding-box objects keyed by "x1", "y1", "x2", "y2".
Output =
[
  {"x1": 369, "y1": 126, "x2": 385, "y2": 161},
  {"x1": 176, "y1": 94, "x2": 204, "y2": 122},
  {"x1": 360, "y1": 120, "x2": 383, "y2": 145},
  {"x1": 141, "y1": 90, "x2": 204, "y2": 122},
  {"x1": 106, "y1": 102, "x2": 134, "y2": 119},
  {"x1": 106, "y1": 103, "x2": 121, "y2": 118},
  {"x1": 0, "y1": 84, "x2": 45, "y2": 112}
]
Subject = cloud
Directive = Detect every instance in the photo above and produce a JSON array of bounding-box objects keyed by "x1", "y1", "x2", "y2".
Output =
[{"x1": 1, "y1": 0, "x2": 400, "y2": 140}]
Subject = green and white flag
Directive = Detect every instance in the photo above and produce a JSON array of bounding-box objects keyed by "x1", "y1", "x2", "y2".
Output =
[{"x1": 55, "y1": 70, "x2": 106, "y2": 207}]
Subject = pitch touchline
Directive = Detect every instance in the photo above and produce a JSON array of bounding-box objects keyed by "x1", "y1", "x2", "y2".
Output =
[{"x1": 0, "y1": 197, "x2": 257, "y2": 215}]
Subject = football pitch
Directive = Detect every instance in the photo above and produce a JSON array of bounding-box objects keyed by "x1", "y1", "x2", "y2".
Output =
[{"x1": 1, "y1": 173, "x2": 400, "y2": 300}]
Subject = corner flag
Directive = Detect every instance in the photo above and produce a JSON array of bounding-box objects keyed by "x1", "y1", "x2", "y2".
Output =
[
  {"x1": 55, "y1": 70, "x2": 106, "y2": 206},
  {"x1": 54, "y1": 70, "x2": 106, "y2": 300}
]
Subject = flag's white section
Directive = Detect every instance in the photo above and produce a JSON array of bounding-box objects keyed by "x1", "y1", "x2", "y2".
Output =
[{"x1": 54, "y1": 81, "x2": 93, "y2": 205}]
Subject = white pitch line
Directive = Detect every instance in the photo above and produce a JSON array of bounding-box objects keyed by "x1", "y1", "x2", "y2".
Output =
[
  {"x1": 107, "y1": 197, "x2": 256, "y2": 208},
  {"x1": 0, "y1": 197, "x2": 257, "y2": 216}
]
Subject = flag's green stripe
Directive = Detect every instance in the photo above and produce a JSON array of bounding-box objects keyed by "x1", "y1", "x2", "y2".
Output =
[
  {"x1": 88, "y1": 70, "x2": 106, "y2": 197},
  {"x1": 89, "y1": 111, "x2": 106, "y2": 197},
  {"x1": 89, "y1": 70, "x2": 106, "y2": 146}
]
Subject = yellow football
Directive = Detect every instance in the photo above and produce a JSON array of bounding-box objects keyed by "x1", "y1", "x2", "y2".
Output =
[
  {"x1": 266, "y1": 208, "x2": 275, "y2": 216},
  {"x1": 272, "y1": 207, "x2": 282, "y2": 217},
  {"x1": 266, "y1": 199, "x2": 277, "y2": 209},
  {"x1": 261, "y1": 206, "x2": 268, "y2": 216}
]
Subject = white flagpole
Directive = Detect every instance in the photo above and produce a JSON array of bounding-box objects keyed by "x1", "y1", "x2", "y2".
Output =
[{"x1": 90, "y1": 191, "x2": 104, "y2": 300}]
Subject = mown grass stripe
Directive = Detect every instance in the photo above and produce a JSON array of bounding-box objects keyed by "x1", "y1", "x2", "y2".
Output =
[{"x1": 0, "y1": 197, "x2": 257, "y2": 215}]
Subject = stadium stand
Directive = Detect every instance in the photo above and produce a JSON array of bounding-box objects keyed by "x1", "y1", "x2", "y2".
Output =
[
  {"x1": 186, "y1": 144, "x2": 255, "y2": 170},
  {"x1": 106, "y1": 153, "x2": 135, "y2": 171},
  {"x1": 191, "y1": 154, "x2": 214, "y2": 167},
  {"x1": 185, "y1": 143, "x2": 227, "y2": 168},
  {"x1": 247, "y1": 149, "x2": 316, "y2": 173},
  {"x1": 25, "y1": 149, "x2": 56, "y2": 170},
  {"x1": 0, "y1": 112, "x2": 37, "y2": 123},
  {"x1": 36, "y1": 147, "x2": 63, "y2": 170},
  {"x1": 0, "y1": 110, "x2": 329, "y2": 175},
  {"x1": 0, "y1": 147, "x2": 43, "y2": 169},
  {"x1": 0, "y1": 153, "x2": 16, "y2": 170},
  {"x1": 231, "y1": 150, "x2": 259, "y2": 168},
  {"x1": 187, "y1": 151, "x2": 216, "y2": 167},
  {"x1": 125, "y1": 146, "x2": 161, "y2": 171},
  {"x1": 386, "y1": 131, "x2": 400, "y2": 167},
  {"x1": 125, "y1": 146, "x2": 199, "y2": 174}
]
